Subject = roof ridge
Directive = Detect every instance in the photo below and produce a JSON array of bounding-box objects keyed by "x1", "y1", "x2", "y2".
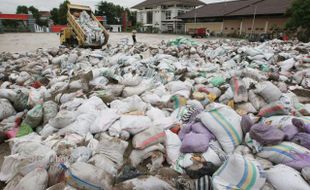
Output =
[{"x1": 224, "y1": 0, "x2": 264, "y2": 16}]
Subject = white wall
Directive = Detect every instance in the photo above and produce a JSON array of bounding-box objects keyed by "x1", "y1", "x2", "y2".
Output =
[
  {"x1": 110, "y1": 25, "x2": 122, "y2": 32},
  {"x1": 136, "y1": 4, "x2": 195, "y2": 33}
]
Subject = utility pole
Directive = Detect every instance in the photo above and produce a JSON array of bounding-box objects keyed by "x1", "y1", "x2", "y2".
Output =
[{"x1": 250, "y1": 5, "x2": 257, "y2": 37}]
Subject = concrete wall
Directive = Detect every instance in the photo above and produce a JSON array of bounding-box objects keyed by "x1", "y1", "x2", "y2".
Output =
[
  {"x1": 110, "y1": 25, "x2": 122, "y2": 32},
  {"x1": 223, "y1": 17, "x2": 289, "y2": 35},
  {"x1": 183, "y1": 16, "x2": 288, "y2": 35},
  {"x1": 223, "y1": 19, "x2": 241, "y2": 34}
]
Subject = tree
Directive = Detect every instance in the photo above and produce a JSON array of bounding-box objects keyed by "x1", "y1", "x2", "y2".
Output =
[
  {"x1": 96, "y1": 1, "x2": 125, "y2": 25},
  {"x1": 50, "y1": 8, "x2": 59, "y2": 24},
  {"x1": 28, "y1": 6, "x2": 48, "y2": 27},
  {"x1": 286, "y1": 0, "x2": 310, "y2": 42},
  {"x1": 16, "y1": 5, "x2": 28, "y2": 14},
  {"x1": 96, "y1": 1, "x2": 137, "y2": 29},
  {"x1": 48, "y1": 0, "x2": 69, "y2": 25},
  {"x1": 58, "y1": 0, "x2": 70, "y2": 25}
]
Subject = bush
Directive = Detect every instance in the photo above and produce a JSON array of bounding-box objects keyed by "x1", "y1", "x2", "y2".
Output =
[{"x1": 297, "y1": 28, "x2": 310, "y2": 43}]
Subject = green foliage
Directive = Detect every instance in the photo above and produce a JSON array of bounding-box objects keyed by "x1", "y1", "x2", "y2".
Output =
[
  {"x1": 28, "y1": 6, "x2": 48, "y2": 27},
  {"x1": 96, "y1": 1, "x2": 125, "y2": 24},
  {"x1": 2, "y1": 20, "x2": 18, "y2": 28},
  {"x1": 2, "y1": 20, "x2": 30, "y2": 32},
  {"x1": 286, "y1": 0, "x2": 310, "y2": 42},
  {"x1": 58, "y1": 0, "x2": 69, "y2": 25},
  {"x1": 50, "y1": 8, "x2": 59, "y2": 24},
  {"x1": 48, "y1": 0, "x2": 69, "y2": 25},
  {"x1": 286, "y1": 0, "x2": 310, "y2": 29},
  {"x1": 15, "y1": 5, "x2": 47, "y2": 27},
  {"x1": 16, "y1": 5, "x2": 28, "y2": 14},
  {"x1": 95, "y1": 1, "x2": 136, "y2": 27}
]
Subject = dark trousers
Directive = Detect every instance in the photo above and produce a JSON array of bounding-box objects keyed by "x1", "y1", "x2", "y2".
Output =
[{"x1": 132, "y1": 35, "x2": 136, "y2": 43}]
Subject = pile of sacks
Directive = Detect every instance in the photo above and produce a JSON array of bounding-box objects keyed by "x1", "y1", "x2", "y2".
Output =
[
  {"x1": 78, "y1": 11, "x2": 105, "y2": 45},
  {"x1": 0, "y1": 37, "x2": 309, "y2": 190}
]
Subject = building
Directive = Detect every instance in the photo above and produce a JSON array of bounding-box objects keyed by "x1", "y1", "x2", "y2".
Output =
[
  {"x1": 132, "y1": 0, "x2": 205, "y2": 33},
  {"x1": 39, "y1": 11, "x2": 51, "y2": 21},
  {"x1": 109, "y1": 25, "x2": 122, "y2": 32},
  {"x1": 178, "y1": 0, "x2": 293, "y2": 35}
]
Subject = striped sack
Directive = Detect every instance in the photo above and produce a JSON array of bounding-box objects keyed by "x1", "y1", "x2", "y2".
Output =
[
  {"x1": 195, "y1": 175, "x2": 213, "y2": 190},
  {"x1": 256, "y1": 141, "x2": 310, "y2": 168},
  {"x1": 198, "y1": 103, "x2": 243, "y2": 153},
  {"x1": 212, "y1": 154, "x2": 266, "y2": 190}
]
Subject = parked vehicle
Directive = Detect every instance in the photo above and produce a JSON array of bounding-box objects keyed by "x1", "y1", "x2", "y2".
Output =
[{"x1": 188, "y1": 28, "x2": 208, "y2": 38}]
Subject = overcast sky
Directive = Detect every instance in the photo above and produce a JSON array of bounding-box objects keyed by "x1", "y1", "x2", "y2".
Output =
[{"x1": 0, "y1": 0, "x2": 228, "y2": 13}]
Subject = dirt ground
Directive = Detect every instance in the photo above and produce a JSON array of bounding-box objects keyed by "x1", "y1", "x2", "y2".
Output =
[{"x1": 0, "y1": 32, "x2": 216, "y2": 53}]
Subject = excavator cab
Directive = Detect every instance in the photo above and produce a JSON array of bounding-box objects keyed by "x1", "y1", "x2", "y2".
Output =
[{"x1": 60, "y1": 3, "x2": 109, "y2": 48}]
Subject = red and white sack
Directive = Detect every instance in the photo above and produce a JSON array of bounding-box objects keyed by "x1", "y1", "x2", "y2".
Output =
[
  {"x1": 230, "y1": 76, "x2": 248, "y2": 103},
  {"x1": 132, "y1": 125, "x2": 165, "y2": 149}
]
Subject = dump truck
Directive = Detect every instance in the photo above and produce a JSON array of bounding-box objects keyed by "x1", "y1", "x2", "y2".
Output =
[{"x1": 60, "y1": 3, "x2": 109, "y2": 48}]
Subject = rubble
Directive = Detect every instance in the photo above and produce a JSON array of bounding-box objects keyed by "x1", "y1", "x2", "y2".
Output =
[{"x1": 0, "y1": 37, "x2": 310, "y2": 189}]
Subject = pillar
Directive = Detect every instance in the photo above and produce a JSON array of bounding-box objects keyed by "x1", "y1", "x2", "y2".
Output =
[
  {"x1": 239, "y1": 19, "x2": 243, "y2": 35},
  {"x1": 264, "y1": 20, "x2": 269, "y2": 33}
]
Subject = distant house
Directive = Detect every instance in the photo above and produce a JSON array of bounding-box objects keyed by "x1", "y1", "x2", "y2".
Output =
[
  {"x1": 178, "y1": 0, "x2": 293, "y2": 35},
  {"x1": 132, "y1": 0, "x2": 205, "y2": 33},
  {"x1": 39, "y1": 11, "x2": 51, "y2": 21}
]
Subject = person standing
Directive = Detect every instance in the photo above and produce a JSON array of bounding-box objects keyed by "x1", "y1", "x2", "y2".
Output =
[{"x1": 132, "y1": 30, "x2": 137, "y2": 44}]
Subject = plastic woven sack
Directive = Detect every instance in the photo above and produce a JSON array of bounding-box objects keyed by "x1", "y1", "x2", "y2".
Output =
[
  {"x1": 212, "y1": 154, "x2": 266, "y2": 190},
  {"x1": 23, "y1": 104, "x2": 43, "y2": 128},
  {"x1": 198, "y1": 103, "x2": 243, "y2": 153},
  {"x1": 257, "y1": 141, "x2": 310, "y2": 170},
  {"x1": 209, "y1": 76, "x2": 225, "y2": 87}
]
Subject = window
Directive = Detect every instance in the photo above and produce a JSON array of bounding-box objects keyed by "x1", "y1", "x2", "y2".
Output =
[
  {"x1": 248, "y1": 28, "x2": 252, "y2": 30},
  {"x1": 147, "y1": 11, "x2": 153, "y2": 24},
  {"x1": 178, "y1": 10, "x2": 185, "y2": 16},
  {"x1": 167, "y1": 25, "x2": 173, "y2": 31},
  {"x1": 225, "y1": 27, "x2": 228, "y2": 30},
  {"x1": 139, "y1": 12, "x2": 143, "y2": 22},
  {"x1": 166, "y1": 11, "x2": 171, "y2": 20},
  {"x1": 231, "y1": 27, "x2": 234, "y2": 30}
]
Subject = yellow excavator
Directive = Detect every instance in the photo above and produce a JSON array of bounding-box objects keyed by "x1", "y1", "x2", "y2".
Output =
[{"x1": 60, "y1": 3, "x2": 109, "y2": 48}]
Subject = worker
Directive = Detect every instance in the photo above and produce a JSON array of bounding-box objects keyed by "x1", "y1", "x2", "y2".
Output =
[
  {"x1": 206, "y1": 29, "x2": 210, "y2": 37},
  {"x1": 132, "y1": 30, "x2": 137, "y2": 44}
]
